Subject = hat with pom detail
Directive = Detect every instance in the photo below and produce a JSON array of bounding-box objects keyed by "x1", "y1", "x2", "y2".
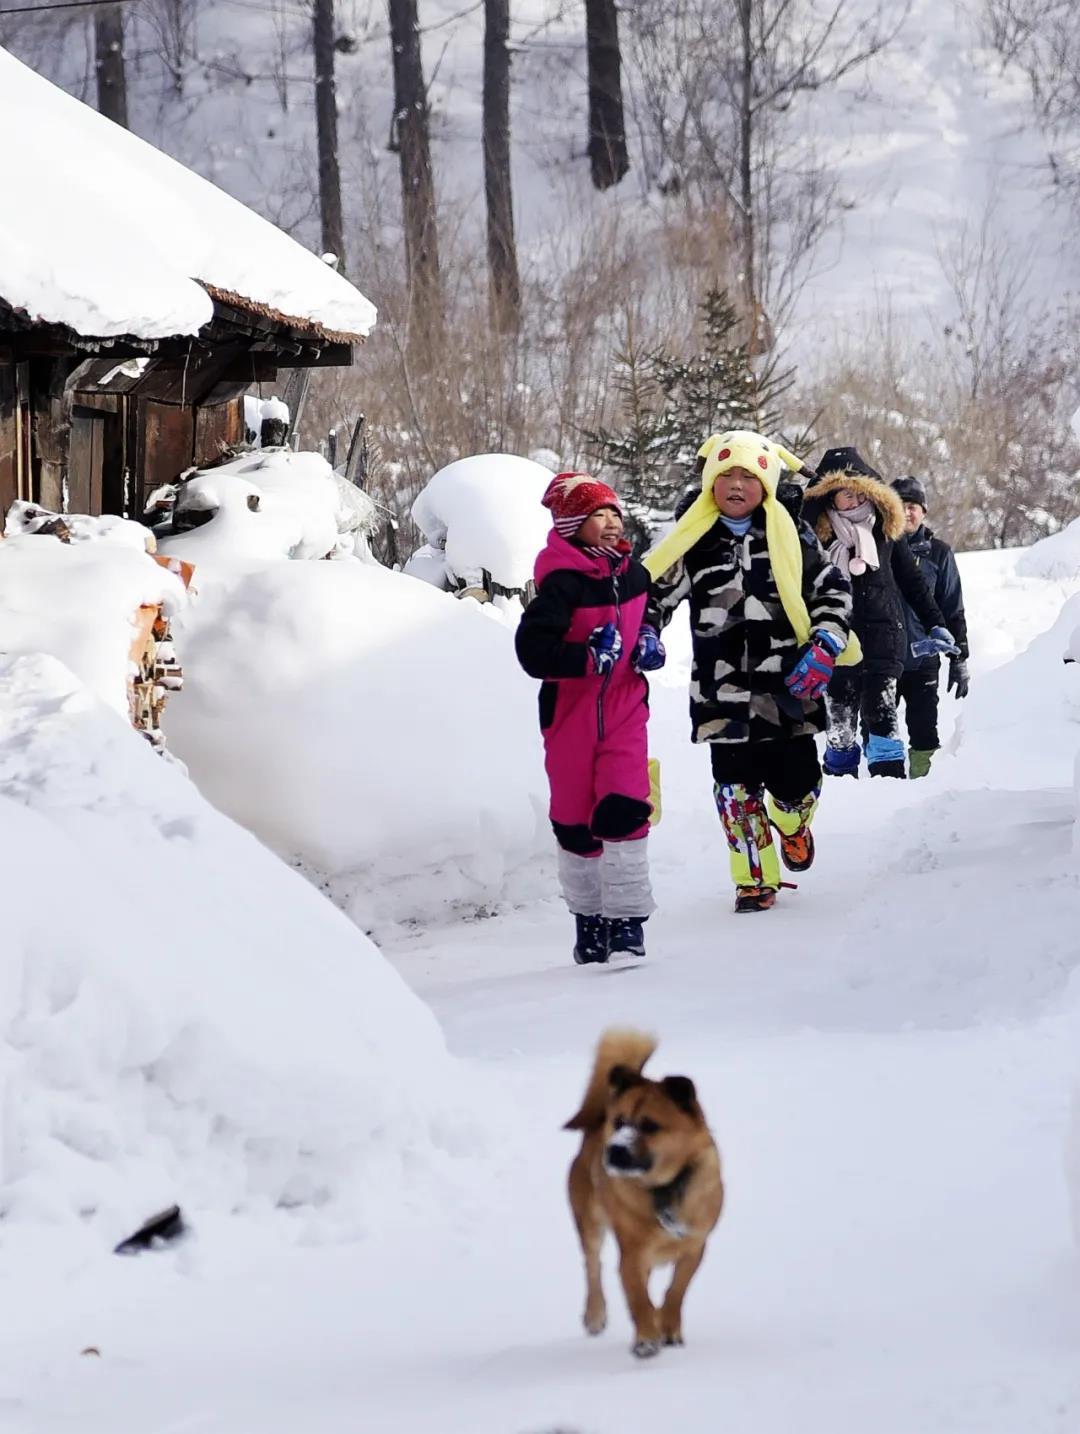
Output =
[{"x1": 542, "y1": 472, "x2": 622, "y2": 538}]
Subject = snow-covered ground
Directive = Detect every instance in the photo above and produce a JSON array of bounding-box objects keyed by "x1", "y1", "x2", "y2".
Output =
[{"x1": 1, "y1": 533, "x2": 1078, "y2": 1431}]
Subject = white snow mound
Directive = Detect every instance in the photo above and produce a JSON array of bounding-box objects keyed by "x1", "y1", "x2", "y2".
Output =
[
  {"x1": 0, "y1": 652, "x2": 467, "y2": 1242},
  {"x1": 0, "y1": 536, "x2": 186, "y2": 716},
  {"x1": 1015, "y1": 517, "x2": 1080, "y2": 581},
  {"x1": 407, "y1": 454, "x2": 554, "y2": 592},
  {"x1": 163, "y1": 558, "x2": 549, "y2": 929},
  {"x1": 157, "y1": 450, "x2": 376, "y2": 564}
]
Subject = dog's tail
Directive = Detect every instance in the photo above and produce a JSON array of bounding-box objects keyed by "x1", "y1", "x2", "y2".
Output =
[{"x1": 563, "y1": 1027, "x2": 656, "y2": 1132}]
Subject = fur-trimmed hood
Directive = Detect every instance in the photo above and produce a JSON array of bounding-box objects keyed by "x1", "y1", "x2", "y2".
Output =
[{"x1": 803, "y1": 469, "x2": 906, "y2": 544}]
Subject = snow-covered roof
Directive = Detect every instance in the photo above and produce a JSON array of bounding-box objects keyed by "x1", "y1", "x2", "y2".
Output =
[{"x1": 0, "y1": 48, "x2": 376, "y2": 344}]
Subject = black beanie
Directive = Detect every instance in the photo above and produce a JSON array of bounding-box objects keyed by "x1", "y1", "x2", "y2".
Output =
[
  {"x1": 817, "y1": 445, "x2": 881, "y2": 481},
  {"x1": 891, "y1": 475, "x2": 928, "y2": 509}
]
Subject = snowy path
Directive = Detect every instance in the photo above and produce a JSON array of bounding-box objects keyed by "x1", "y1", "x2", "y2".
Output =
[
  {"x1": 7, "y1": 723, "x2": 1080, "y2": 1432},
  {"x1": 4, "y1": 566, "x2": 1080, "y2": 1432}
]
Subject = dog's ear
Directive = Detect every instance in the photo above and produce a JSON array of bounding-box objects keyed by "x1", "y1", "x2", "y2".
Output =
[
  {"x1": 609, "y1": 1064, "x2": 644, "y2": 1095},
  {"x1": 661, "y1": 1075, "x2": 699, "y2": 1114}
]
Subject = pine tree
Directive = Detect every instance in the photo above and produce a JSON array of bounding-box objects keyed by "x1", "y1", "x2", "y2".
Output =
[{"x1": 585, "y1": 288, "x2": 798, "y2": 545}]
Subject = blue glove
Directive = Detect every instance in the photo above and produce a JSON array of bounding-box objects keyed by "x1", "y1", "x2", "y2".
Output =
[
  {"x1": 587, "y1": 622, "x2": 622, "y2": 676},
  {"x1": 785, "y1": 629, "x2": 843, "y2": 701},
  {"x1": 911, "y1": 625, "x2": 959, "y2": 659},
  {"x1": 632, "y1": 624, "x2": 666, "y2": 673}
]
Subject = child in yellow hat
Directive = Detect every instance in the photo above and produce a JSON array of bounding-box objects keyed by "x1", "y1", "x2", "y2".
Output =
[{"x1": 643, "y1": 430, "x2": 857, "y2": 913}]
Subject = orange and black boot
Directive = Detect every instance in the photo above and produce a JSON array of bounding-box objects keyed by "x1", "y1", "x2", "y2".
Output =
[
  {"x1": 769, "y1": 785, "x2": 820, "y2": 873},
  {"x1": 734, "y1": 885, "x2": 778, "y2": 914}
]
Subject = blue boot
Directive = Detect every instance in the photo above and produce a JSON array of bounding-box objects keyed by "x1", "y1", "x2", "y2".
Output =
[
  {"x1": 573, "y1": 914, "x2": 609, "y2": 965},
  {"x1": 866, "y1": 732, "x2": 906, "y2": 778},
  {"x1": 824, "y1": 741, "x2": 861, "y2": 778},
  {"x1": 605, "y1": 916, "x2": 647, "y2": 958}
]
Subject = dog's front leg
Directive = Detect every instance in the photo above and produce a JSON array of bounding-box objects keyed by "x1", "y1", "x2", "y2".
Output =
[
  {"x1": 658, "y1": 1243, "x2": 705, "y2": 1347},
  {"x1": 580, "y1": 1213, "x2": 607, "y2": 1335},
  {"x1": 619, "y1": 1248, "x2": 661, "y2": 1357}
]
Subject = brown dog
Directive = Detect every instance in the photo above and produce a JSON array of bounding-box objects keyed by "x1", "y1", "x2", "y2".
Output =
[{"x1": 564, "y1": 1028, "x2": 724, "y2": 1358}]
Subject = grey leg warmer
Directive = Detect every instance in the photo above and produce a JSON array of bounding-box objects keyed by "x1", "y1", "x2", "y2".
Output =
[
  {"x1": 557, "y1": 848, "x2": 603, "y2": 916},
  {"x1": 601, "y1": 837, "x2": 655, "y2": 919}
]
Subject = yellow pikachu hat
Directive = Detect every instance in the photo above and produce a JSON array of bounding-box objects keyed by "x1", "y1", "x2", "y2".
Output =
[{"x1": 643, "y1": 429, "x2": 861, "y2": 666}]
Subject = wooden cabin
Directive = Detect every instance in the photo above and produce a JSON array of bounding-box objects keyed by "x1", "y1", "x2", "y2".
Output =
[{"x1": 0, "y1": 48, "x2": 376, "y2": 522}]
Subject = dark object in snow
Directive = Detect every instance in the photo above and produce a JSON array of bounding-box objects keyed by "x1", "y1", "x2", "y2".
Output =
[{"x1": 114, "y1": 1205, "x2": 185, "y2": 1255}]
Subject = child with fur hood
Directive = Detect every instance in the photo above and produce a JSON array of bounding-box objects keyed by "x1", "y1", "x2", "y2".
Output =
[
  {"x1": 643, "y1": 431, "x2": 856, "y2": 914},
  {"x1": 515, "y1": 473, "x2": 662, "y2": 963},
  {"x1": 802, "y1": 447, "x2": 957, "y2": 779}
]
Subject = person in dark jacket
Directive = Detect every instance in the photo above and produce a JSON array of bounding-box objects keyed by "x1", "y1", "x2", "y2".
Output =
[
  {"x1": 803, "y1": 447, "x2": 958, "y2": 778},
  {"x1": 890, "y1": 475, "x2": 970, "y2": 778}
]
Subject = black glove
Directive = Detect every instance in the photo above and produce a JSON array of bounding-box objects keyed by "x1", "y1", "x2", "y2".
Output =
[{"x1": 947, "y1": 656, "x2": 970, "y2": 699}]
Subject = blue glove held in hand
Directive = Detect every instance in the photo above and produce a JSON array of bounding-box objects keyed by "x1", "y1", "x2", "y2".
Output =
[
  {"x1": 632, "y1": 623, "x2": 666, "y2": 673},
  {"x1": 911, "y1": 625, "x2": 959, "y2": 659},
  {"x1": 587, "y1": 622, "x2": 622, "y2": 676},
  {"x1": 785, "y1": 629, "x2": 843, "y2": 701}
]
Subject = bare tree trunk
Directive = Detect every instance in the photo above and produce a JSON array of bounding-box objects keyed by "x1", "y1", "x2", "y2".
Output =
[
  {"x1": 584, "y1": 0, "x2": 629, "y2": 190},
  {"x1": 737, "y1": 0, "x2": 755, "y2": 317},
  {"x1": 483, "y1": 0, "x2": 521, "y2": 331},
  {"x1": 313, "y1": 0, "x2": 346, "y2": 272},
  {"x1": 388, "y1": 0, "x2": 443, "y2": 333},
  {"x1": 94, "y1": 4, "x2": 129, "y2": 128}
]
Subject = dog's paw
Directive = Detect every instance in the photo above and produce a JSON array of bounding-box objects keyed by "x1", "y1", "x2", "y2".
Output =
[
  {"x1": 663, "y1": 1331, "x2": 684, "y2": 1347},
  {"x1": 631, "y1": 1338, "x2": 662, "y2": 1359},
  {"x1": 584, "y1": 1312, "x2": 607, "y2": 1337}
]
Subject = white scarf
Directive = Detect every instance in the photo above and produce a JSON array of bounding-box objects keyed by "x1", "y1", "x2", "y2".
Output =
[{"x1": 827, "y1": 499, "x2": 879, "y2": 579}]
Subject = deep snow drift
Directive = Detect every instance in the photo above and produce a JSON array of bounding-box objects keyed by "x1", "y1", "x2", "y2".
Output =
[
  {"x1": 164, "y1": 558, "x2": 550, "y2": 930},
  {"x1": 0, "y1": 650, "x2": 480, "y2": 1256}
]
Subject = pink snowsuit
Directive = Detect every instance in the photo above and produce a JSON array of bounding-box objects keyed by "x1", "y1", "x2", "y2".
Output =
[{"x1": 515, "y1": 530, "x2": 652, "y2": 855}]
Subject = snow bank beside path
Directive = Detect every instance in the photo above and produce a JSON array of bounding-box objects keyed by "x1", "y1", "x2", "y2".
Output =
[
  {"x1": 164, "y1": 559, "x2": 549, "y2": 930},
  {"x1": 0, "y1": 652, "x2": 473, "y2": 1245},
  {"x1": 948, "y1": 580, "x2": 1080, "y2": 789}
]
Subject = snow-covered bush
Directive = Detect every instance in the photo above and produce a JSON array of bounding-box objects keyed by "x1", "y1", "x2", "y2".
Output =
[
  {"x1": 157, "y1": 449, "x2": 378, "y2": 564},
  {"x1": 404, "y1": 453, "x2": 554, "y2": 600},
  {"x1": 0, "y1": 651, "x2": 472, "y2": 1243},
  {"x1": 0, "y1": 535, "x2": 186, "y2": 716},
  {"x1": 164, "y1": 557, "x2": 549, "y2": 930}
]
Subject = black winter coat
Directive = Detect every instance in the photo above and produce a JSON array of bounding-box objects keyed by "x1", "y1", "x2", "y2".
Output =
[
  {"x1": 902, "y1": 524, "x2": 968, "y2": 669},
  {"x1": 644, "y1": 507, "x2": 852, "y2": 744},
  {"x1": 802, "y1": 471, "x2": 947, "y2": 679}
]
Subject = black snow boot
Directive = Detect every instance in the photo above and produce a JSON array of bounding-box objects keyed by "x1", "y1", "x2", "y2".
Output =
[
  {"x1": 572, "y1": 913, "x2": 609, "y2": 965},
  {"x1": 867, "y1": 759, "x2": 906, "y2": 779},
  {"x1": 605, "y1": 916, "x2": 647, "y2": 958}
]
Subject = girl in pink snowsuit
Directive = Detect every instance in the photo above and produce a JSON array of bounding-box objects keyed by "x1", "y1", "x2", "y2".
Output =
[{"x1": 515, "y1": 473, "x2": 662, "y2": 964}]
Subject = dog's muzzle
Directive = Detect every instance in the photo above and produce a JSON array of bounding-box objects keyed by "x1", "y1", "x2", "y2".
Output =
[{"x1": 604, "y1": 1123, "x2": 652, "y2": 1178}]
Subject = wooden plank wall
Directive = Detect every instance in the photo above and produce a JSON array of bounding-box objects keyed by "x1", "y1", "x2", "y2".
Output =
[{"x1": 0, "y1": 353, "x2": 16, "y2": 515}]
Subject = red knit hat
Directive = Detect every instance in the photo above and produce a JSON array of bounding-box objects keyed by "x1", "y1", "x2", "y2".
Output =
[{"x1": 541, "y1": 472, "x2": 622, "y2": 538}]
